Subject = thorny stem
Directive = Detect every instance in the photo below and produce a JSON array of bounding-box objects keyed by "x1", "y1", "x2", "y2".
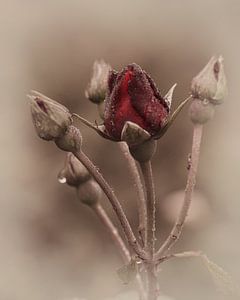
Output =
[
  {"x1": 119, "y1": 142, "x2": 147, "y2": 246},
  {"x1": 155, "y1": 124, "x2": 203, "y2": 260},
  {"x1": 140, "y1": 161, "x2": 158, "y2": 300},
  {"x1": 73, "y1": 150, "x2": 148, "y2": 260}
]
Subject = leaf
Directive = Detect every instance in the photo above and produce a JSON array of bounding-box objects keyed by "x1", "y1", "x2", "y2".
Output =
[
  {"x1": 172, "y1": 251, "x2": 240, "y2": 297},
  {"x1": 200, "y1": 254, "x2": 240, "y2": 296}
]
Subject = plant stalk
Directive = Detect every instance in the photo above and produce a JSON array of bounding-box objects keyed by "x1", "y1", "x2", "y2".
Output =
[
  {"x1": 73, "y1": 150, "x2": 148, "y2": 260},
  {"x1": 119, "y1": 142, "x2": 147, "y2": 246},
  {"x1": 155, "y1": 124, "x2": 203, "y2": 260},
  {"x1": 140, "y1": 161, "x2": 158, "y2": 300}
]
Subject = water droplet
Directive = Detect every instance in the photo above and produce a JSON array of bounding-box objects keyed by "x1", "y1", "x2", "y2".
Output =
[{"x1": 58, "y1": 172, "x2": 67, "y2": 184}]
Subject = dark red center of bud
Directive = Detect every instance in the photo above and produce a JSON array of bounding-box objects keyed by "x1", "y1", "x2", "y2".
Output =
[
  {"x1": 36, "y1": 98, "x2": 48, "y2": 114},
  {"x1": 114, "y1": 70, "x2": 148, "y2": 136},
  {"x1": 104, "y1": 63, "x2": 169, "y2": 140}
]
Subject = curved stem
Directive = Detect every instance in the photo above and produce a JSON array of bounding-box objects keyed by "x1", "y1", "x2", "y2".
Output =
[
  {"x1": 155, "y1": 124, "x2": 203, "y2": 260},
  {"x1": 73, "y1": 150, "x2": 148, "y2": 260},
  {"x1": 119, "y1": 142, "x2": 147, "y2": 247}
]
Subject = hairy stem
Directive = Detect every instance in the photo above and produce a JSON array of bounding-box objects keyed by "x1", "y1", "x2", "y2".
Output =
[
  {"x1": 155, "y1": 124, "x2": 203, "y2": 260},
  {"x1": 140, "y1": 161, "x2": 158, "y2": 300},
  {"x1": 140, "y1": 161, "x2": 156, "y2": 256},
  {"x1": 119, "y1": 142, "x2": 147, "y2": 246},
  {"x1": 73, "y1": 150, "x2": 148, "y2": 260}
]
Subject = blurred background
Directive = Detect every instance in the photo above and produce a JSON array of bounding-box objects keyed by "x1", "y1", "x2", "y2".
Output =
[{"x1": 0, "y1": 0, "x2": 240, "y2": 299}]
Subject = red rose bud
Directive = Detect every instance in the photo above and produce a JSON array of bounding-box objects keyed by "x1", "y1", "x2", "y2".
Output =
[
  {"x1": 85, "y1": 60, "x2": 111, "y2": 104},
  {"x1": 29, "y1": 91, "x2": 72, "y2": 141},
  {"x1": 191, "y1": 56, "x2": 227, "y2": 105},
  {"x1": 104, "y1": 63, "x2": 170, "y2": 140}
]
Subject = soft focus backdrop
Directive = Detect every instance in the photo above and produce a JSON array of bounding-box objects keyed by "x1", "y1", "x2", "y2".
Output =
[{"x1": 0, "y1": 1, "x2": 239, "y2": 299}]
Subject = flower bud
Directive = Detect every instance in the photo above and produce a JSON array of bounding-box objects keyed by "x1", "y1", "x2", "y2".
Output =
[
  {"x1": 189, "y1": 98, "x2": 215, "y2": 124},
  {"x1": 29, "y1": 91, "x2": 72, "y2": 141},
  {"x1": 55, "y1": 125, "x2": 82, "y2": 152},
  {"x1": 191, "y1": 56, "x2": 227, "y2": 105},
  {"x1": 58, "y1": 153, "x2": 90, "y2": 187},
  {"x1": 104, "y1": 63, "x2": 169, "y2": 140},
  {"x1": 85, "y1": 60, "x2": 111, "y2": 104},
  {"x1": 76, "y1": 179, "x2": 102, "y2": 206}
]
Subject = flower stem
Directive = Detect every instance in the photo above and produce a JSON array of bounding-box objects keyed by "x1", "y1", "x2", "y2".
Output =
[
  {"x1": 140, "y1": 161, "x2": 159, "y2": 300},
  {"x1": 155, "y1": 124, "x2": 203, "y2": 260},
  {"x1": 140, "y1": 161, "x2": 156, "y2": 256},
  {"x1": 119, "y1": 142, "x2": 147, "y2": 247},
  {"x1": 73, "y1": 150, "x2": 148, "y2": 260}
]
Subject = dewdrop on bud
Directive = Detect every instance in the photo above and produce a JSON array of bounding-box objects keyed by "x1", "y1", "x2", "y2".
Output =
[
  {"x1": 55, "y1": 125, "x2": 82, "y2": 152},
  {"x1": 58, "y1": 153, "x2": 90, "y2": 187},
  {"x1": 76, "y1": 179, "x2": 102, "y2": 206},
  {"x1": 191, "y1": 56, "x2": 227, "y2": 105},
  {"x1": 85, "y1": 60, "x2": 111, "y2": 104},
  {"x1": 29, "y1": 91, "x2": 72, "y2": 140}
]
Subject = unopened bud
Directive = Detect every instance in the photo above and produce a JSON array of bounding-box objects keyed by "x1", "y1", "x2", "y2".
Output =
[
  {"x1": 129, "y1": 139, "x2": 157, "y2": 162},
  {"x1": 29, "y1": 91, "x2": 72, "y2": 141},
  {"x1": 85, "y1": 60, "x2": 111, "y2": 104},
  {"x1": 55, "y1": 125, "x2": 82, "y2": 152},
  {"x1": 58, "y1": 153, "x2": 90, "y2": 187},
  {"x1": 189, "y1": 98, "x2": 215, "y2": 124},
  {"x1": 76, "y1": 179, "x2": 102, "y2": 206},
  {"x1": 191, "y1": 56, "x2": 227, "y2": 105}
]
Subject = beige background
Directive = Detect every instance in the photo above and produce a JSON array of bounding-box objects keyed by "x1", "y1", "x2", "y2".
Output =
[{"x1": 0, "y1": 0, "x2": 239, "y2": 299}]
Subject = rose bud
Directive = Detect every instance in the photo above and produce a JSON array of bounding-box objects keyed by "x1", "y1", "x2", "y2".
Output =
[
  {"x1": 189, "y1": 98, "x2": 215, "y2": 124},
  {"x1": 29, "y1": 91, "x2": 72, "y2": 141},
  {"x1": 58, "y1": 153, "x2": 90, "y2": 187},
  {"x1": 85, "y1": 60, "x2": 111, "y2": 104},
  {"x1": 76, "y1": 179, "x2": 103, "y2": 206},
  {"x1": 104, "y1": 63, "x2": 170, "y2": 141},
  {"x1": 191, "y1": 56, "x2": 227, "y2": 105},
  {"x1": 55, "y1": 125, "x2": 82, "y2": 152}
]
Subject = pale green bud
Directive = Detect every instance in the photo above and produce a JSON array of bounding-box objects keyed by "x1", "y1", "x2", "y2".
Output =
[
  {"x1": 191, "y1": 56, "x2": 227, "y2": 105},
  {"x1": 29, "y1": 91, "x2": 72, "y2": 141},
  {"x1": 85, "y1": 60, "x2": 111, "y2": 104}
]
